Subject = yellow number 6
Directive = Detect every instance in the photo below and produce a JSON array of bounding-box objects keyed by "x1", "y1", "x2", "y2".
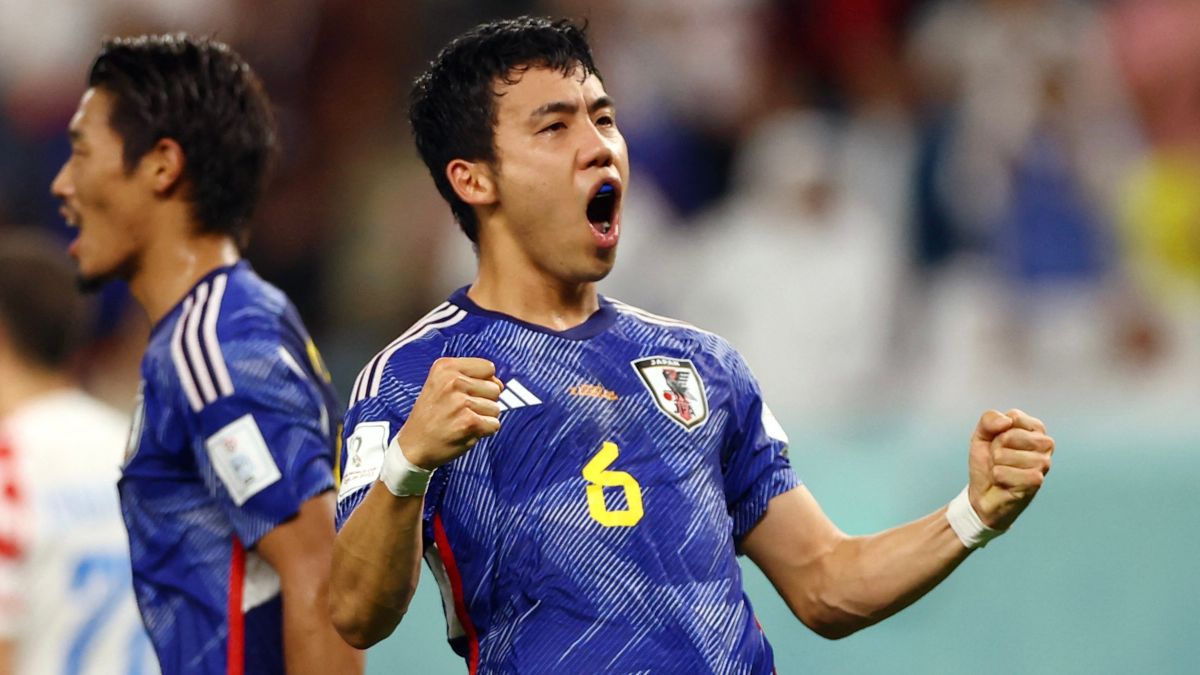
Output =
[{"x1": 582, "y1": 442, "x2": 644, "y2": 527}]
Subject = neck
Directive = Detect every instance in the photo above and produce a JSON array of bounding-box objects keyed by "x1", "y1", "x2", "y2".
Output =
[
  {"x1": 128, "y1": 229, "x2": 240, "y2": 326},
  {"x1": 470, "y1": 236, "x2": 599, "y2": 332},
  {"x1": 0, "y1": 360, "x2": 72, "y2": 419}
]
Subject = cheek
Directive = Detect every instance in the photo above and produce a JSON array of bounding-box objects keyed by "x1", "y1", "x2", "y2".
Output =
[{"x1": 73, "y1": 163, "x2": 109, "y2": 208}]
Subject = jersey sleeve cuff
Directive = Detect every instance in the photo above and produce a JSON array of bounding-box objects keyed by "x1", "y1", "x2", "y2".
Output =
[{"x1": 730, "y1": 469, "x2": 802, "y2": 541}]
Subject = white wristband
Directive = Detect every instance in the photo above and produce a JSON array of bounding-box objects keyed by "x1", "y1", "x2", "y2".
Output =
[
  {"x1": 379, "y1": 436, "x2": 435, "y2": 497},
  {"x1": 946, "y1": 486, "x2": 1002, "y2": 549}
]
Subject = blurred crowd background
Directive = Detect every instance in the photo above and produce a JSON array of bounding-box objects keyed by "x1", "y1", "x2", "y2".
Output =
[
  {"x1": 3, "y1": 0, "x2": 1199, "y2": 421},
  {"x1": 2, "y1": 1, "x2": 1198, "y2": 672}
]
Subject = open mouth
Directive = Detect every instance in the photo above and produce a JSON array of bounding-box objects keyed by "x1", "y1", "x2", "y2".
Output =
[
  {"x1": 60, "y1": 205, "x2": 79, "y2": 227},
  {"x1": 586, "y1": 183, "x2": 618, "y2": 235}
]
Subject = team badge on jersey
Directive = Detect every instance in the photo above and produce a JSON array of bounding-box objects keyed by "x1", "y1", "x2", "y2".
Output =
[{"x1": 632, "y1": 356, "x2": 709, "y2": 430}]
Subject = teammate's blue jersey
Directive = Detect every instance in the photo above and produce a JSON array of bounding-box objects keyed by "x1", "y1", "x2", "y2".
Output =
[
  {"x1": 120, "y1": 261, "x2": 339, "y2": 675},
  {"x1": 337, "y1": 288, "x2": 799, "y2": 674}
]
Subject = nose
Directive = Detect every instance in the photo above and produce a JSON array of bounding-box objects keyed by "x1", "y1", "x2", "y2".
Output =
[
  {"x1": 50, "y1": 162, "x2": 72, "y2": 199},
  {"x1": 577, "y1": 120, "x2": 615, "y2": 170}
]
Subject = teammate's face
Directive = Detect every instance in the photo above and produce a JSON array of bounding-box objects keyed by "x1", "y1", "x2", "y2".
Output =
[
  {"x1": 487, "y1": 66, "x2": 629, "y2": 283},
  {"x1": 51, "y1": 88, "x2": 152, "y2": 288}
]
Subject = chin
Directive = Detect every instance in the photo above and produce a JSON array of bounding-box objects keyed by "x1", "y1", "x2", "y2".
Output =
[
  {"x1": 579, "y1": 264, "x2": 615, "y2": 284},
  {"x1": 75, "y1": 257, "x2": 133, "y2": 293},
  {"x1": 75, "y1": 268, "x2": 116, "y2": 293}
]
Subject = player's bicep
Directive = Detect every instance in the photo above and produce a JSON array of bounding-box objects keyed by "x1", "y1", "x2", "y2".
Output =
[
  {"x1": 741, "y1": 485, "x2": 845, "y2": 601},
  {"x1": 198, "y1": 406, "x2": 334, "y2": 543},
  {"x1": 256, "y1": 492, "x2": 337, "y2": 585},
  {"x1": 724, "y1": 398, "x2": 800, "y2": 538},
  {"x1": 192, "y1": 338, "x2": 336, "y2": 544}
]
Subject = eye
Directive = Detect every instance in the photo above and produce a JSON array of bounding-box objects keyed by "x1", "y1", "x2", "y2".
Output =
[
  {"x1": 596, "y1": 114, "x2": 615, "y2": 127},
  {"x1": 540, "y1": 121, "x2": 566, "y2": 134}
]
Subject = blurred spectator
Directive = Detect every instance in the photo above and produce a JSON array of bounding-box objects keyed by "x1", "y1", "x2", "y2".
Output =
[
  {"x1": 674, "y1": 110, "x2": 907, "y2": 416},
  {"x1": 902, "y1": 0, "x2": 1151, "y2": 405},
  {"x1": 567, "y1": 0, "x2": 771, "y2": 217},
  {"x1": 0, "y1": 230, "x2": 156, "y2": 675},
  {"x1": 1106, "y1": 0, "x2": 1200, "y2": 385},
  {"x1": 1108, "y1": 0, "x2": 1200, "y2": 307},
  {"x1": 1, "y1": 0, "x2": 1197, "y2": 417}
]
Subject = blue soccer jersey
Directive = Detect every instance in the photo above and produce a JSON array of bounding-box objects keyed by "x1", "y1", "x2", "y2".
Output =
[
  {"x1": 336, "y1": 289, "x2": 799, "y2": 674},
  {"x1": 120, "y1": 261, "x2": 340, "y2": 674}
]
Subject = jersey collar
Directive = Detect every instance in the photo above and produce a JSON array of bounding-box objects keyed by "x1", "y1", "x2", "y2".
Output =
[
  {"x1": 148, "y1": 260, "x2": 249, "y2": 339},
  {"x1": 449, "y1": 286, "x2": 617, "y2": 340}
]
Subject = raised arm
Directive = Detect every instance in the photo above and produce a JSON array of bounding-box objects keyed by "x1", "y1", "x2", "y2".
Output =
[
  {"x1": 742, "y1": 409, "x2": 1054, "y2": 639},
  {"x1": 330, "y1": 357, "x2": 502, "y2": 649}
]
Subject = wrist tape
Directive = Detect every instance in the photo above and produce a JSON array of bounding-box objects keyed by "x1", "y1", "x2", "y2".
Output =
[
  {"x1": 379, "y1": 436, "x2": 435, "y2": 497},
  {"x1": 946, "y1": 486, "x2": 1002, "y2": 549}
]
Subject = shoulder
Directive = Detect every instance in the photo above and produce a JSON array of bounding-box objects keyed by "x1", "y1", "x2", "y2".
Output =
[
  {"x1": 156, "y1": 264, "x2": 295, "y2": 413},
  {"x1": 606, "y1": 296, "x2": 759, "y2": 396},
  {"x1": 607, "y1": 297, "x2": 742, "y2": 359},
  {"x1": 346, "y1": 300, "x2": 472, "y2": 409}
]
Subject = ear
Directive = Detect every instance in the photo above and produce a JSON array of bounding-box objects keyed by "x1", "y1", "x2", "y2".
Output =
[
  {"x1": 141, "y1": 138, "x2": 187, "y2": 195},
  {"x1": 446, "y1": 159, "x2": 497, "y2": 208}
]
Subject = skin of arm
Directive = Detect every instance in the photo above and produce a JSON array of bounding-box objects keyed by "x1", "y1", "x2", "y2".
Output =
[
  {"x1": 742, "y1": 409, "x2": 1054, "y2": 639},
  {"x1": 255, "y1": 492, "x2": 365, "y2": 674},
  {"x1": 330, "y1": 357, "x2": 502, "y2": 649},
  {"x1": 0, "y1": 639, "x2": 11, "y2": 675}
]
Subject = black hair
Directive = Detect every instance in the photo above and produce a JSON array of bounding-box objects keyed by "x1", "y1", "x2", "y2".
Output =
[
  {"x1": 0, "y1": 230, "x2": 88, "y2": 370},
  {"x1": 88, "y1": 33, "x2": 277, "y2": 244},
  {"x1": 409, "y1": 16, "x2": 601, "y2": 242}
]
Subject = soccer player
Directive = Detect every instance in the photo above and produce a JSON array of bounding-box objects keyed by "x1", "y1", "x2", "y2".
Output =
[
  {"x1": 50, "y1": 35, "x2": 362, "y2": 675},
  {"x1": 0, "y1": 231, "x2": 157, "y2": 674},
  {"x1": 330, "y1": 17, "x2": 1056, "y2": 673}
]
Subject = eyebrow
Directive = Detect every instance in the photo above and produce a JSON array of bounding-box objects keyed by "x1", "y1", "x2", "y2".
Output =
[{"x1": 529, "y1": 95, "x2": 617, "y2": 120}]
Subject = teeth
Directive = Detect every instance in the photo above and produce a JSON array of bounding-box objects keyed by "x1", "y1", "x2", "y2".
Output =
[{"x1": 600, "y1": 221, "x2": 611, "y2": 234}]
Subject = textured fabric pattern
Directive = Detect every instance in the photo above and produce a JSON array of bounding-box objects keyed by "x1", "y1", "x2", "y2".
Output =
[
  {"x1": 338, "y1": 288, "x2": 799, "y2": 674},
  {"x1": 120, "y1": 261, "x2": 339, "y2": 675}
]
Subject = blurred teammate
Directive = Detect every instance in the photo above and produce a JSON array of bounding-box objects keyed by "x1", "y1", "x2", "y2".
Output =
[
  {"x1": 330, "y1": 17, "x2": 1056, "y2": 673},
  {"x1": 0, "y1": 231, "x2": 157, "y2": 674},
  {"x1": 50, "y1": 35, "x2": 362, "y2": 675}
]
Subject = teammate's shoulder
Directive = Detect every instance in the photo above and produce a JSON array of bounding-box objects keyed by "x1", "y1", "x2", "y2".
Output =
[
  {"x1": 162, "y1": 262, "x2": 286, "y2": 341},
  {"x1": 154, "y1": 262, "x2": 294, "y2": 412},
  {"x1": 214, "y1": 262, "x2": 290, "y2": 334},
  {"x1": 346, "y1": 299, "x2": 472, "y2": 407}
]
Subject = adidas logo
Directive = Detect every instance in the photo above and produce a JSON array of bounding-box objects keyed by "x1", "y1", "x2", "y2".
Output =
[{"x1": 497, "y1": 378, "x2": 542, "y2": 412}]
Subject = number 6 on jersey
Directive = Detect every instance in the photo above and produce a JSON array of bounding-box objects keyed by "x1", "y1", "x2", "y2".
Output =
[{"x1": 583, "y1": 441, "x2": 644, "y2": 527}]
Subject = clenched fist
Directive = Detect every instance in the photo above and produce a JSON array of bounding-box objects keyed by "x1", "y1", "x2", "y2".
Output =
[
  {"x1": 967, "y1": 409, "x2": 1055, "y2": 531},
  {"x1": 396, "y1": 357, "x2": 504, "y2": 470}
]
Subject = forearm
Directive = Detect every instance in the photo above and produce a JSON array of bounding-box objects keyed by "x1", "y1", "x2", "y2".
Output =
[
  {"x1": 803, "y1": 507, "x2": 970, "y2": 638},
  {"x1": 0, "y1": 638, "x2": 13, "y2": 675},
  {"x1": 745, "y1": 487, "x2": 974, "y2": 640},
  {"x1": 281, "y1": 579, "x2": 364, "y2": 674},
  {"x1": 330, "y1": 482, "x2": 425, "y2": 648}
]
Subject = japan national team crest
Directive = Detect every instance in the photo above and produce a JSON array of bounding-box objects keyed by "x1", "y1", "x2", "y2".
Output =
[{"x1": 632, "y1": 356, "x2": 709, "y2": 431}]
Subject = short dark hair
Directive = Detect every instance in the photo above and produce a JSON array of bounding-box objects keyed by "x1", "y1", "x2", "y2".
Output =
[
  {"x1": 88, "y1": 33, "x2": 277, "y2": 243},
  {"x1": 0, "y1": 230, "x2": 89, "y2": 370},
  {"x1": 409, "y1": 16, "x2": 601, "y2": 242}
]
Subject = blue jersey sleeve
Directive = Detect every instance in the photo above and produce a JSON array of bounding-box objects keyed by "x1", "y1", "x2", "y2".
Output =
[
  {"x1": 719, "y1": 349, "x2": 800, "y2": 540},
  {"x1": 190, "y1": 325, "x2": 335, "y2": 548},
  {"x1": 335, "y1": 337, "x2": 445, "y2": 531}
]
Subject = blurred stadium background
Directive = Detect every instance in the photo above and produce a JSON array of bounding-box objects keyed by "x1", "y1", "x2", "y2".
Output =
[{"x1": 2, "y1": 0, "x2": 1198, "y2": 672}]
